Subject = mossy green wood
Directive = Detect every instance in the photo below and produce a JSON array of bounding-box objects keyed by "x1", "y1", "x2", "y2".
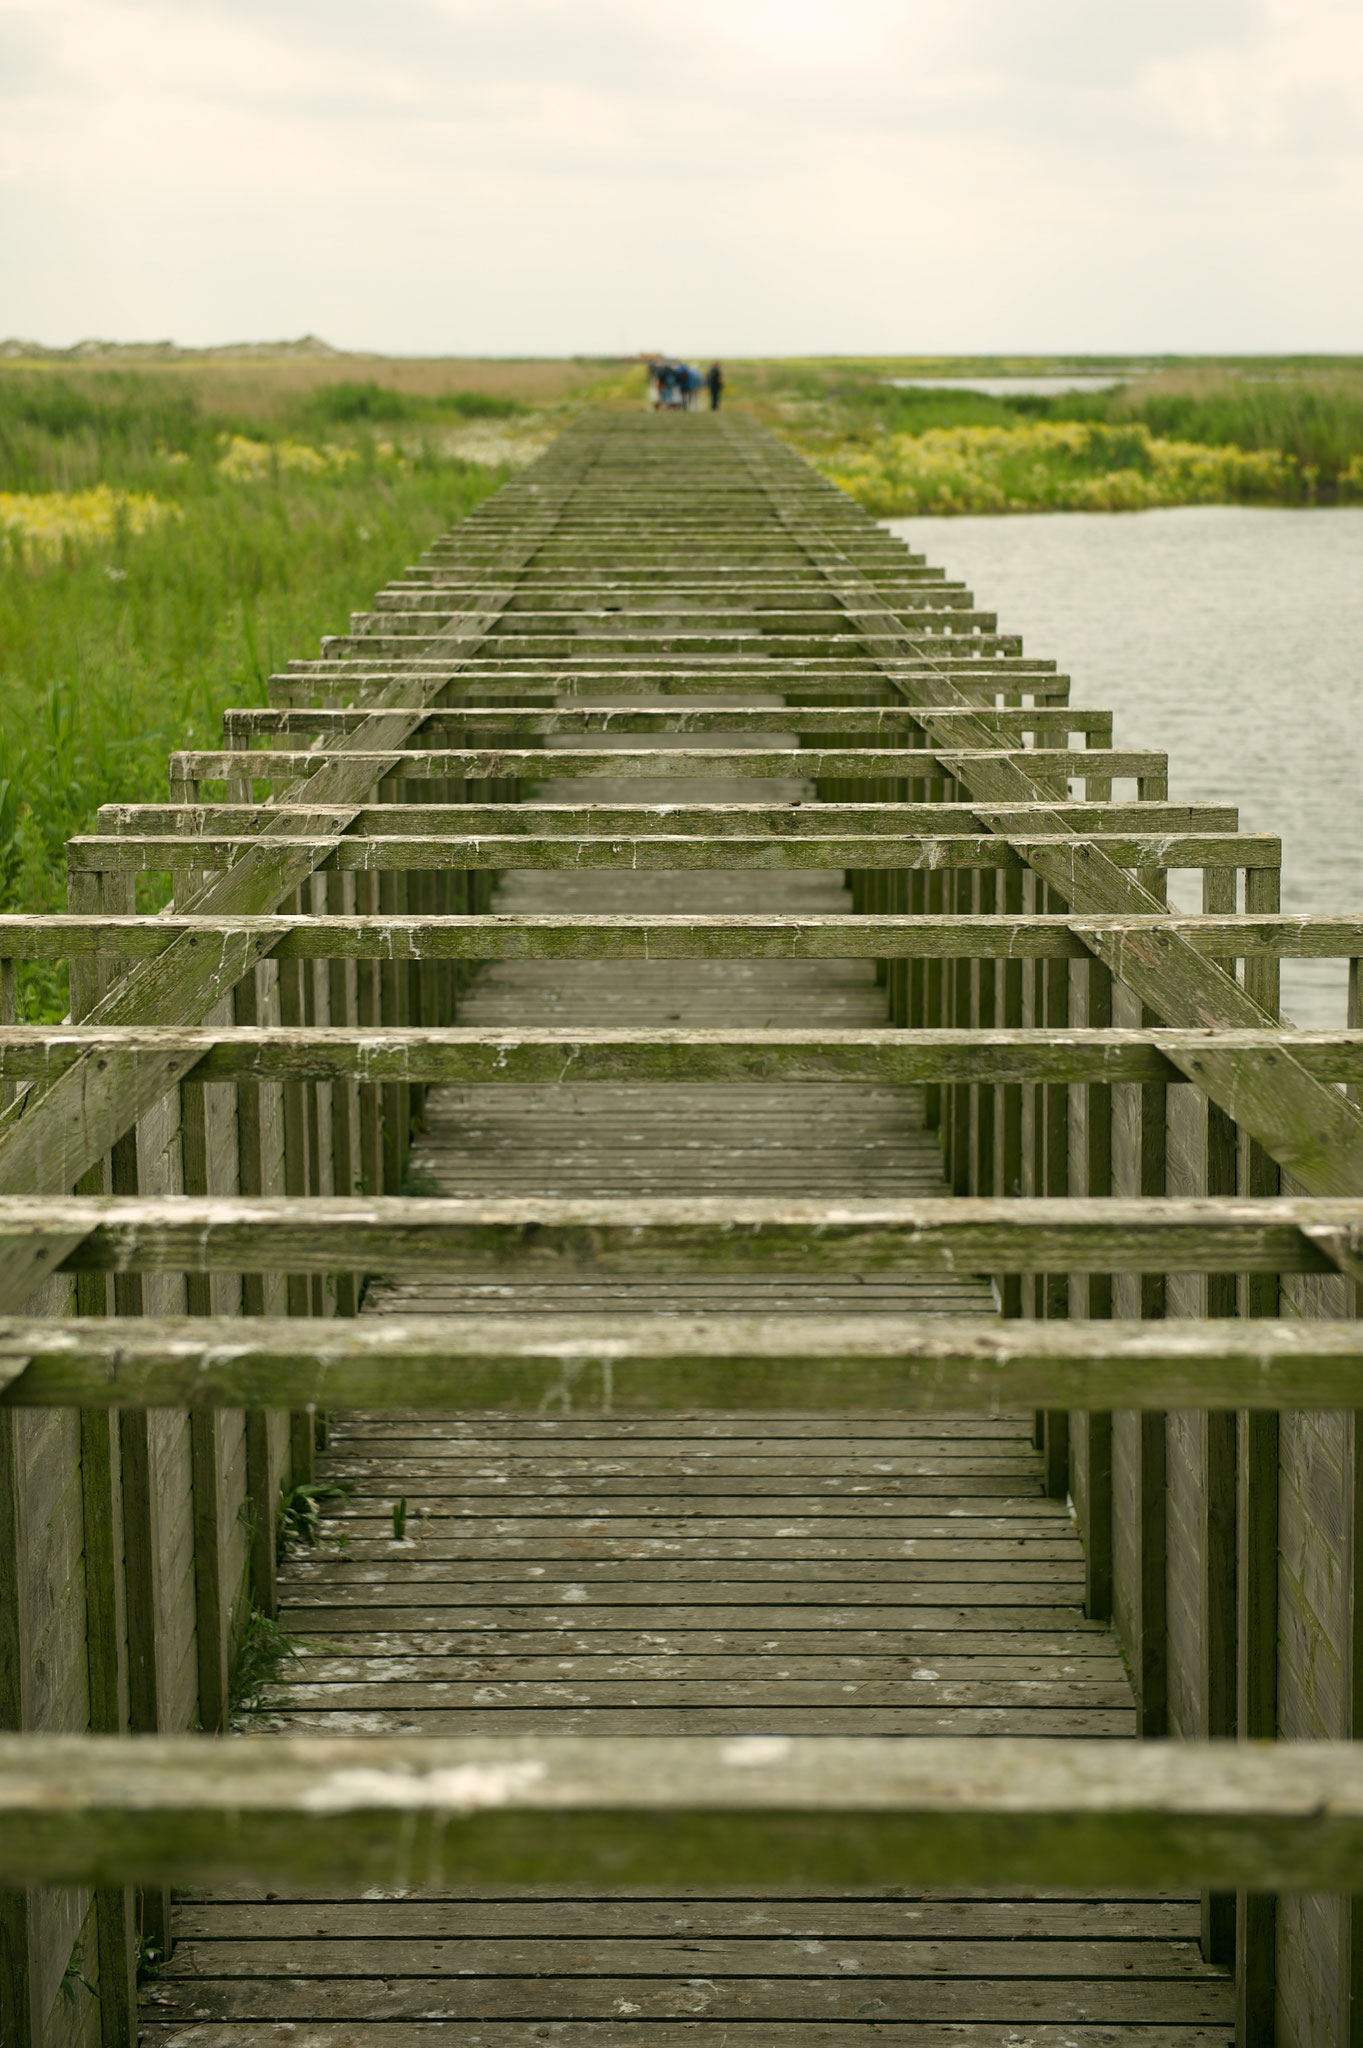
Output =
[
  {"x1": 92, "y1": 800, "x2": 1240, "y2": 837},
  {"x1": 63, "y1": 831, "x2": 1279, "y2": 878},
  {"x1": 2, "y1": 1734, "x2": 1363, "y2": 1894},
  {"x1": 0, "y1": 1024, "x2": 1357, "y2": 1090},
  {"x1": 2, "y1": 1311, "x2": 1362, "y2": 1413},
  {"x1": 1, "y1": 1192, "x2": 1360, "y2": 1279},
  {"x1": 3, "y1": 912, "x2": 1362, "y2": 964},
  {"x1": 166, "y1": 745, "x2": 1164, "y2": 784}
]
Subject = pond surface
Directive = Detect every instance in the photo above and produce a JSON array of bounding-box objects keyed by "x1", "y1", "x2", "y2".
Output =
[
  {"x1": 885, "y1": 375, "x2": 1127, "y2": 397},
  {"x1": 885, "y1": 506, "x2": 1363, "y2": 1028}
]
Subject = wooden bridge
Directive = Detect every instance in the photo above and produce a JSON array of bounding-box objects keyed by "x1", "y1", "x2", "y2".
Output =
[{"x1": 2, "y1": 409, "x2": 1362, "y2": 2046}]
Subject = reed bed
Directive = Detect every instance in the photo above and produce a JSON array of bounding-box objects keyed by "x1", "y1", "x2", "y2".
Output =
[
  {"x1": 735, "y1": 358, "x2": 1363, "y2": 516},
  {"x1": 0, "y1": 369, "x2": 514, "y2": 1019}
]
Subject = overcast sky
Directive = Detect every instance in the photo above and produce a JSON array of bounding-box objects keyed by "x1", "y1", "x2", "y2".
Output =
[{"x1": 1, "y1": 0, "x2": 1360, "y2": 356}]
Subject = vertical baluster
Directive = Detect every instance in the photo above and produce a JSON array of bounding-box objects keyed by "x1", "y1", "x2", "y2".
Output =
[
  {"x1": 1040, "y1": 879, "x2": 1070, "y2": 1501},
  {"x1": 233, "y1": 966, "x2": 278, "y2": 1620},
  {"x1": 1237, "y1": 863, "x2": 1281, "y2": 2042},
  {"x1": 1083, "y1": 954, "x2": 1114, "y2": 1623}
]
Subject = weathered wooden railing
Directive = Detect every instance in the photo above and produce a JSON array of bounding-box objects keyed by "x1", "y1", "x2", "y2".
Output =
[{"x1": 1, "y1": 411, "x2": 1361, "y2": 2047}]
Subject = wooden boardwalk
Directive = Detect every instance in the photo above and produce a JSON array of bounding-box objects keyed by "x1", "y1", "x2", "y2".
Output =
[
  {"x1": 139, "y1": 444, "x2": 1231, "y2": 2040},
  {"x1": 4, "y1": 409, "x2": 1363, "y2": 2048}
]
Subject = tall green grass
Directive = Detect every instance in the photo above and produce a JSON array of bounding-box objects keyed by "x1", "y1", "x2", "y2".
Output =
[
  {"x1": 750, "y1": 359, "x2": 1363, "y2": 504},
  {"x1": 303, "y1": 380, "x2": 522, "y2": 426},
  {"x1": 0, "y1": 371, "x2": 505, "y2": 1019},
  {"x1": 1095, "y1": 378, "x2": 1363, "y2": 480}
]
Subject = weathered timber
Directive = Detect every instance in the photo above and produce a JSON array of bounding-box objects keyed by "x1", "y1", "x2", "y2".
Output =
[
  {"x1": 2, "y1": 1313, "x2": 1361, "y2": 1413},
  {"x1": 167, "y1": 745, "x2": 1163, "y2": 784},
  {"x1": 0, "y1": 1193, "x2": 1358, "y2": 1282},
  {"x1": 65, "y1": 830, "x2": 1277, "y2": 877},
  {"x1": 3, "y1": 1734, "x2": 1363, "y2": 1895},
  {"x1": 220, "y1": 706, "x2": 1102, "y2": 738},
  {"x1": 0, "y1": 1024, "x2": 1356, "y2": 1090},
  {"x1": 94, "y1": 799, "x2": 1239, "y2": 836},
  {"x1": 6, "y1": 911, "x2": 1363, "y2": 967}
]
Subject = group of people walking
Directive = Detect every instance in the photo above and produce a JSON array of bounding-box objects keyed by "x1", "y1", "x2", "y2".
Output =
[{"x1": 647, "y1": 358, "x2": 723, "y2": 411}]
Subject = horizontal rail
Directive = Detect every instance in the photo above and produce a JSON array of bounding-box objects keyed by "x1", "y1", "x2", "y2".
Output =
[
  {"x1": 376, "y1": 587, "x2": 974, "y2": 607},
  {"x1": 4, "y1": 912, "x2": 1359, "y2": 960},
  {"x1": 91, "y1": 800, "x2": 1242, "y2": 837},
  {"x1": 272, "y1": 681, "x2": 1073, "y2": 708},
  {"x1": 283, "y1": 653, "x2": 1064, "y2": 672},
  {"x1": 1, "y1": 1734, "x2": 1360, "y2": 1893},
  {"x1": 167, "y1": 746, "x2": 1164, "y2": 783},
  {"x1": 356, "y1": 607, "x2": 1003, "y2": 633},
  {"x1": 1, "y1": 1025, "x2": 1355, "y2": 1089},
  {"x1": 221, "y1": 707, "x2": 1103, "y2": 738},
  {"x1": 65, "y1": 832, "x2": 1279, "y2": 876},
  {"x1": 3, "y1": 1312, "x2": 1361, "y2": 1412},
  {"x1": 6, "y1": 1193, "x2": 1359, "y2": 1277},
  {"x1": 287, "y1": 647, "x2": 1059, "y2": 666},
  {"x1": 319, "y1": 635, "x2": 1028, "y2": 659}
]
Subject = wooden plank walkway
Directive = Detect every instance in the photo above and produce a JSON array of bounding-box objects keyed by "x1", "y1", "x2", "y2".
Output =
[
  {"x1": 14, "y1": 408, "x2": 1363, "y2": 2044},
  {"x1": 137, "y1": 432, "x2": 1233, "y2": 2042}
]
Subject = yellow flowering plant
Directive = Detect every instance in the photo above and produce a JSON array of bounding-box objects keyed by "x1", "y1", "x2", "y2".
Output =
[
  {"x1": 0, "y1": 485, "x2": 180, "y2": 563},
  {"x1": 812, "y1": 420, "x2": 1303, "y2": 517}
]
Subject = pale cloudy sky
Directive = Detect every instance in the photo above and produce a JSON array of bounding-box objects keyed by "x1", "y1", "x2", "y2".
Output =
[{"x1": 1, "y1": 0, "x2": 1360, "y2": 355}]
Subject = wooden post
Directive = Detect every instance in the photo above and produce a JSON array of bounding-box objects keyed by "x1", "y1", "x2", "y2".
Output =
[
  {"x1": 325, "y1": 869, "x2": 360, "y2": 1316},
  {"x1": 353, "y1": 868, "x2": 385, "y2": 1202},
  {"x1": 1083, "y1": 955, "x2": 1114, "y2": 1623},
  {"x1": 1135, "y1": 998, "x2": 1169, "y2": 1739},
  {"x1": 378, "y1": 858, "x2": 409, "y2": 1195},
  {"x1": 1041, "y1": 881, "x2": 1070, "y2": 1501},
  {"x1": 973, "y1": 869, "x2": 996, "y2": 1199},
  {"x1": 81, "y1": 1406, "x2": 137, "y2": 2043},
  {"x1": 1199, "y1": 864, "x2": 1239, "y2": 1967},
  {"x1": 108, "y1": 1116, "x2": 173, "y2": 1972},
  {"x1": 0, "y1": 956, "x2": 13, "y2": 1077},
  {"x1": 179, "y1": 1075, "x2": 230, "y2": 1735},
  {"x1": 1238, "y1": 864, "x2": 1281, "y2": 2045},
  {"x1": 276, "y1": 911, "x2": 317, "y2": 1488},
  {"x1": 1343, "y1": 1403, "x2": 1363, "y2": 2045},
  {"x1": 1344, "y1": 950, "x2": 1363, "y2": 2043},
  {"x1": 997, "y1": 865, "x2": 1024, "y2": 1320},
  {"x1": 60, "y1": 860, "x2": 143, "y2": 2034},
  {"x1": 0, "y1": 1406, "x2": 36, "y2": 2047},
  {"x1": 232, "y1": 968, "x2": 278, "y2": 1619}
]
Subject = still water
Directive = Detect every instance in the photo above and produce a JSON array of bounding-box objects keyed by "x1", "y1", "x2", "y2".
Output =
[
  {"x1": 885, "y1": 507, "x2": 1363, "y2": 1028},
  {"x1": 885, "y1": 374, "x2": 1124, "y2": 397}
]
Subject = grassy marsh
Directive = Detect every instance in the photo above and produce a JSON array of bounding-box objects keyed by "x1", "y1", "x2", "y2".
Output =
[
  {"x1": 728, "y1": 356, "x2": 1363, "y2": 515},
  {"x1": 2, "y1": 343, "x2": 1357, "y2": 1021},
  {"x1": 0, "y1": 358, "x2": 580, "y2": 1016}
]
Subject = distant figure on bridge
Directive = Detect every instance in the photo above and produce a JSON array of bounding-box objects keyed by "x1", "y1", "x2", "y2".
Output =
[
  {"x1": 645, "y1": 357, "x2": 703, "y2": 410},
  {"x1": 706, "y1": 362, "x2": 724, "y2": 410}
]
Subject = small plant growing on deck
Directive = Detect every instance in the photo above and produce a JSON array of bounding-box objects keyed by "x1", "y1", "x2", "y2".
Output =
[
  {"x1": 135, "y1": 1933, "x2": 167, "y2": 1982},
  {"x1": 276, "y1": 1478, "x2": 353, "y2": 1560},
  {"x1": 229, "y1": 1607, "x2": 302, "y2": 1720},
  {"x1": 392, "y1": 1495, "x2": 408, "y2": 1541}
]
